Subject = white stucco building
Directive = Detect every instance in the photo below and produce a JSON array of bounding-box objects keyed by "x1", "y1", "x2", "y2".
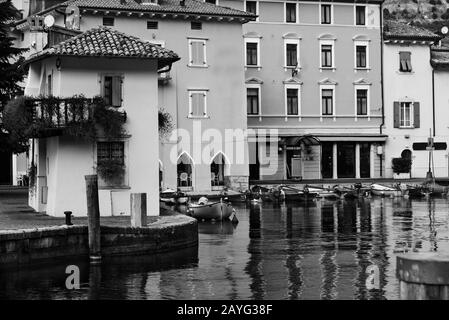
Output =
[
  {"x1": 383, "y1": 21, "x2": 448, "y2": 179},
  {"x1": 24, "y1": 27, "x2": 180, "y2": 216}
]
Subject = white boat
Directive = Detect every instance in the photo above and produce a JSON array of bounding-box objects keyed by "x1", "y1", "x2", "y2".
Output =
[
  {"x1": 370, "y1": 184, "x2": 402, "y2": 197},
  {"x1": 187, "y1": 199, "x2": 234, "y2": 221},
  {"x1": 306, "y1": 186, "x2": 340, "y2": 200}
]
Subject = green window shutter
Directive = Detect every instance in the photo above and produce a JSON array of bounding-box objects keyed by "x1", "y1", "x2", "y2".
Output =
[
  {"x1": 112, "y1": 76, "x2": 122, "y2": 107},
  {"x1": 393, "y1": 102, "x2": 400, "y2": 128},
  {"x1": 413, "y1": 102, "x2": 420, "y2": 128}
]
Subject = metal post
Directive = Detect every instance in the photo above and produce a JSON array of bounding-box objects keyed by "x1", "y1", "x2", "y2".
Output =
[
  {"x1": 130, "y1": 193, "x2": 147, "y2": 227},
  {"x1": 64, "y1": 211, "x2": 73, "y2": 226}
]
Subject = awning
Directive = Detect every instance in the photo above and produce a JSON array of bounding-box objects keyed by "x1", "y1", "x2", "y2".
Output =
[{"x1": 282, "y1": 135, "x2": 321, "y2": 146}]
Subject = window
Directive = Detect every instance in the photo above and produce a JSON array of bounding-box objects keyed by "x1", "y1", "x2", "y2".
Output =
[
  {"x1": 103, "y1": 17, "x2": 114, "y2": 26},
  {"x1": 356, "y1": 45, "x2": 367, "y2": 68},
  {"x1": 399, "y1": 102, "x2": 412, "y2": 127},
  {"x1": 191, "y1": 21, "x2": 202, "y2": 30},
  {"x1": 286, "y1": 88, "x2": 299, "y2": 115},
  {"x1": 321, "y1": 89, "x2": 333, "y2": 115},
  {"x1": 102, "y1": 75, "x2": 122, "y2": 107},
  {"x1": 188, "y1": 39, "x2": 207, "y2": 67},
  {"x1": 321, "y1": 44, "x2": 333, "y2": 68},
  {"x1": 205, "y1": 0, "x2": 216, "y2": 4},
  {"x1": 20, "y1": 32, "x2": 24, "y2": 41},
  {"x1": 246, "y1": 42, "x2": 258, "y2": 66},
  {"x1": 246, "y1": 1, "x2": 257, "y2": 14},
  {"x1": 286, "y1": 43, "x2": 298, "y2": 67},
  {"x1": 285, "y1": 3, "x2": 297, "y2": 23},
  {"x1": 247, "y1": 88, "x2": 259, "y2": 115},
  {"x1": 356, "y1": 6, "x2": 366, "y2": 26},
  {"x1": 147, "y1": 21, "x2": 158, "y2": 29},
  {"x1": 188, "y1": 90, "x2": 207, "y2": 117},
  {"x1": 97, "y1": 142, "x2": 125, "y2": 165},
  {"x1": 356, "y1": 89, "x2": 368, "y2": 115},
  {"x1": 399, "y1": 52, "x2": 412, "y2": 72},
  {"x1": 321, "y1": 4, "x2": 332, "y2": 24}
]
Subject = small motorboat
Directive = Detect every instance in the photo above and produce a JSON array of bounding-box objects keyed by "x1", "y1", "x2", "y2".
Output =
[
  {"x1": 370, "y1": 184, "x2": 402, "y2": 197},
  {"x1": 406, "y1": 186, "x2": 426, "y2": 199},
  {"x1": 333, "y1": 185, "x2": 360, "y2": 200},
  {"x1": 306, "y1": 185, "x2": 340, "y2": 200},
  {"x1": 160, "y1": 188, "x2": 177, "y2": 205},
  {"x1": 280, "y1": 186, "x2": 317, "y2": 202},
  {"x1": 187, "y1": 197, "x2": 235, "y2": 221},
  {"x1": 423, "y1": 183, "x2": 447, "y2": 197}
]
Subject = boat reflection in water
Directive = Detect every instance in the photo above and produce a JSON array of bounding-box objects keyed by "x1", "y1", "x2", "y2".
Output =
[{"x1": 1, "y1": 198, "x2": 449, "y2": 300}]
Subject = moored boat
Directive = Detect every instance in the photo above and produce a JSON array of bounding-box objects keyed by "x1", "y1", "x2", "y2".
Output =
[
  {"x1": 187, "y1": 198, "x2": 234, "y2": 221},
  {"x1": 280, "y1": 186, "x2": 317, "y2": 202},
  {"x1": 306, "y1": 185, "x2": 340, "y2": 200},
  {"x1": 370, "y1": 184, "x2": 402, "y2": 197}
]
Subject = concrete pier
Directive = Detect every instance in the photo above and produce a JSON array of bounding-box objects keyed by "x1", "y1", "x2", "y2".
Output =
[{"x1": 397, "y1": 253, "x2": 449, "y2": 300}]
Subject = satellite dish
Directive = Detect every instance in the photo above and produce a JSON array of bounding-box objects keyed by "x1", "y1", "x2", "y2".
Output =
[
  {"x1": 43, "y1": 15, "x2": 55, "y2": 28},
  {"x1": 441, "y1": 26, "x2": 449, "y2": 35}
]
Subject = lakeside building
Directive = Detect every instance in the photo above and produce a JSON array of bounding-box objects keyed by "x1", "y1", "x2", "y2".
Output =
[
  {"x1": 22, "y1": 27, "x2": 179, "y2": 217},
  {"x1": 221, "y1": 0, "x2": 386, "y2": 182},
  {"x1": 10, "y1": 0, "x2": 254, "y2": 215},
  {"x1": 383, "y1": 21, "x2": 449, "y2": 178}
]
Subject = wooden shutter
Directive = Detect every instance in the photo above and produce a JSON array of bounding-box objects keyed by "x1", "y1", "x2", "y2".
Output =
[
  {"x1": 393, "y1": 102, "x2": 400, "y2": 128},
  {"x1": 112, "y1": 76, "x2": 122, "y2": 107},
  {"x1": 191, "y1": 41, "x2": 204, "y2": 65},
  {"x1": 191, "y1": 93, "x2": 204, "y2": 116},
  {"x1": 413, "y1": 102, "x2": 420, "y2": 128}
]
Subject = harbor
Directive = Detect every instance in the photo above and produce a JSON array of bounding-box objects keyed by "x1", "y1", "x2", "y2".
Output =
[{"x1": 1, "y1": 186, "x2": 449, "y2": 299}]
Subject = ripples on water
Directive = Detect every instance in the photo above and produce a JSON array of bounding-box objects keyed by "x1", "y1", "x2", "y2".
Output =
[{"x1": 1, "y1": 198, "x2": 449, "y2": 300}]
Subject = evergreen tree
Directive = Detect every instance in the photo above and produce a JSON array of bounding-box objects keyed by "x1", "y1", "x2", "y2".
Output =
[{"x1": 0, "y1": 0, "x2": 28, "y2": 153}]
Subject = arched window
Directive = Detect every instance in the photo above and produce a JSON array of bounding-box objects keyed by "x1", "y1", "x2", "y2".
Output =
[
  {"x1": 211, "y1": 153, "x2": 226, "y2": 187},
  {"x1": 177, "y1": 153, "x2": 193, "y2": 188},
  {"x1": 401, "y1": 149, "x2": 412, "y2": 161}
]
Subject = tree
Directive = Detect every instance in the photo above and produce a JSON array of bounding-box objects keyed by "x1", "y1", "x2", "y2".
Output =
[{"x1": 0, "y1": 0, "x2": 28, "y2": 153}]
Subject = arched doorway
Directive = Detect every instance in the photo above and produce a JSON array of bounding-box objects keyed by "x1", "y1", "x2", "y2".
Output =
[
  {"x1": 177, "y1": 152, "x2": 193, "y2": 189},
  {"x1": 210, "y1": 152, "x2": 228, "y2": 188},
  {"x1": 401, "y1": 149, "x2": 412, "y2": 161}
]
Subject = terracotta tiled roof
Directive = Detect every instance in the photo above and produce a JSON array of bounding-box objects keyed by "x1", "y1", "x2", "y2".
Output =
[
  {"x1": 62, "y1": 0, "x2": 255, "y2": 17},
  {"x1": 431, "y1": 49, "x2": 449, "y2": 69},
  {"x1": 384, "y1": 20, "x2": 442, "y2": 42},
  {"x1": 26, "y1": 26, "x2": 180, "y2": 68}
]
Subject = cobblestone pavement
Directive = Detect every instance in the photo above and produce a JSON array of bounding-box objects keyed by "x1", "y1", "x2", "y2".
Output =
[{"x1": 0, "y1": 188, "x2": 165, "y2": 230}]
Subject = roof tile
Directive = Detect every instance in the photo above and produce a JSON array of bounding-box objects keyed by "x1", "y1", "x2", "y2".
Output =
[
  {"x1": 27, "y1": 26, "x2": 180, "y2": 68},
  {"x1": 384, "y1": 20, "x2": 442, "y2": 42}
]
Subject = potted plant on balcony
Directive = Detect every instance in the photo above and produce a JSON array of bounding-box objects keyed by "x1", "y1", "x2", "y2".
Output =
[
  {"x1": 96, "y1": 158, "x2": 125, "y2": 187},
  {"x1": 392, "y1": 157, "x2": 412, "y2": 179}
]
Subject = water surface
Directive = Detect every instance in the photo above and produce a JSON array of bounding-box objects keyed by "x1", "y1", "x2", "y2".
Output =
[{"x1": 1, "y1": 198, "x2": 449, "y2": 300}]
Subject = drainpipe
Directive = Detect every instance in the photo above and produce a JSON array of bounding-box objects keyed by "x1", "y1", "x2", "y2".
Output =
[
  {"x1": 379, "y1": 5, "x2": 385, "y2": 178},
  {"x1": 432, "y1": 68, "x2": 436, "y2": 137},
  {"x1": 379, "y1": 6, "x2": 385, "y2": 136}
]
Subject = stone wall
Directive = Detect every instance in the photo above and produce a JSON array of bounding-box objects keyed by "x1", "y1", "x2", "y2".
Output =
[{"x1": 0, "y1": 215, "x2": 198, "y2": 267}]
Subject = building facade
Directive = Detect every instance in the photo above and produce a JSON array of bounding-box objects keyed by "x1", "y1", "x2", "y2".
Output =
[
  {"x1": 220, "y1": 0, "x2": 385, "y2": 181},
  {"x1": 12, "y1": 0, "x2": 254, "y2": 198},
  {"x1": 383, "y1": 21, "x2": 448, "y2": 179}
]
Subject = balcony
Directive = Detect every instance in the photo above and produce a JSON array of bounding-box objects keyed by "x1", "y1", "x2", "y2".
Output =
[{"x1": 24, "y1": 97, "x2": 126, "y2": 138}]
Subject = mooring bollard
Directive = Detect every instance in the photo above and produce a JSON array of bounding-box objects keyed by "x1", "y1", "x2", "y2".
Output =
[
  {"x1": 397, "y1": 253, "x2": 449, "y2": 300},
  {"x1": 85, "y1": 175, "x2": 101, "y2": 263},
  {"x1": 130, "y1": 193, "x2": 147, "y2": 227},
  {"x1": 64, "y1": 211, "x2": 73, "y2": 226}
]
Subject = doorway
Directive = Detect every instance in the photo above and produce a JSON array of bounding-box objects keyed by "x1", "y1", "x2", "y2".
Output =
[
  {"x1": 321, "y1": 143, "x2": 333, "y2": 179},
  {"x1": 337, "y1": 143, "x2": 356, "y2": 178},
  {"x1": 360, "y1": 143, "x2": 371, "y2": 178}
]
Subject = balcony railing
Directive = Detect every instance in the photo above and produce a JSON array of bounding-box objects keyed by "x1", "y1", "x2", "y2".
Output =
[{"x1": 25, "y1": 97, "x2": 126, "y2": 137}]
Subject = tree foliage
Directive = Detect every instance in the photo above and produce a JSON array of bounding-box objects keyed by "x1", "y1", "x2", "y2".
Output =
[{"x1": 0, "y1": 0, "x2": 28, "y2": 153}]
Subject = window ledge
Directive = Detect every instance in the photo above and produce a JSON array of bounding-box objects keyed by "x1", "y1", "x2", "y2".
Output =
[
  {"x1": 99, "y1": 186, "x2": 131, "y2": 190},
  {"x1": 283, "y1": 66, "x2": 302, "y2": 70},
  {"x1": 398, "y1": 126, "x2": 415, "y2": 129},
  {"x1": 320, "y1": 67, "x2": 336, "y2": 71},
  {"x1": 187, "y1": 64, "x2": 209, "y2": 68},
  {"x1": 188, "y1": 115, "x2": 210, "y2": 119},
  {"x1": 397, "y1": 70, "x2": 414, "y2": 75},
  {"x1": 245, "y1": 65, "x2": 262, "y2": 69},
  {"x1": 355, "y1": 67, "x2": 371, "y2": 71}
]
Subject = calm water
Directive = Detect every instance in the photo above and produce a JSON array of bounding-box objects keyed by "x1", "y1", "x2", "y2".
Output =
[{"x1": 1, "y1": 197, "x2": 449, "y2": 300}]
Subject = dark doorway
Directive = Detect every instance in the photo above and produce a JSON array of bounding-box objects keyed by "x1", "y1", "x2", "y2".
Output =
[
  {"x1": 321, "y1": 142, "x2": 333, "y2": 179},
  {"x1": 0, "y1": 152, "x2": 13, "y2": 185},
  {"x1": 286, "y1": 148, "x2": 302, "y2": 179},
  {"x1": 360, "y1": 143, "x2": 371, "y2": 178},
  {"x1": 337, "y1": 143, "x2": 356, "y2": 178}
]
